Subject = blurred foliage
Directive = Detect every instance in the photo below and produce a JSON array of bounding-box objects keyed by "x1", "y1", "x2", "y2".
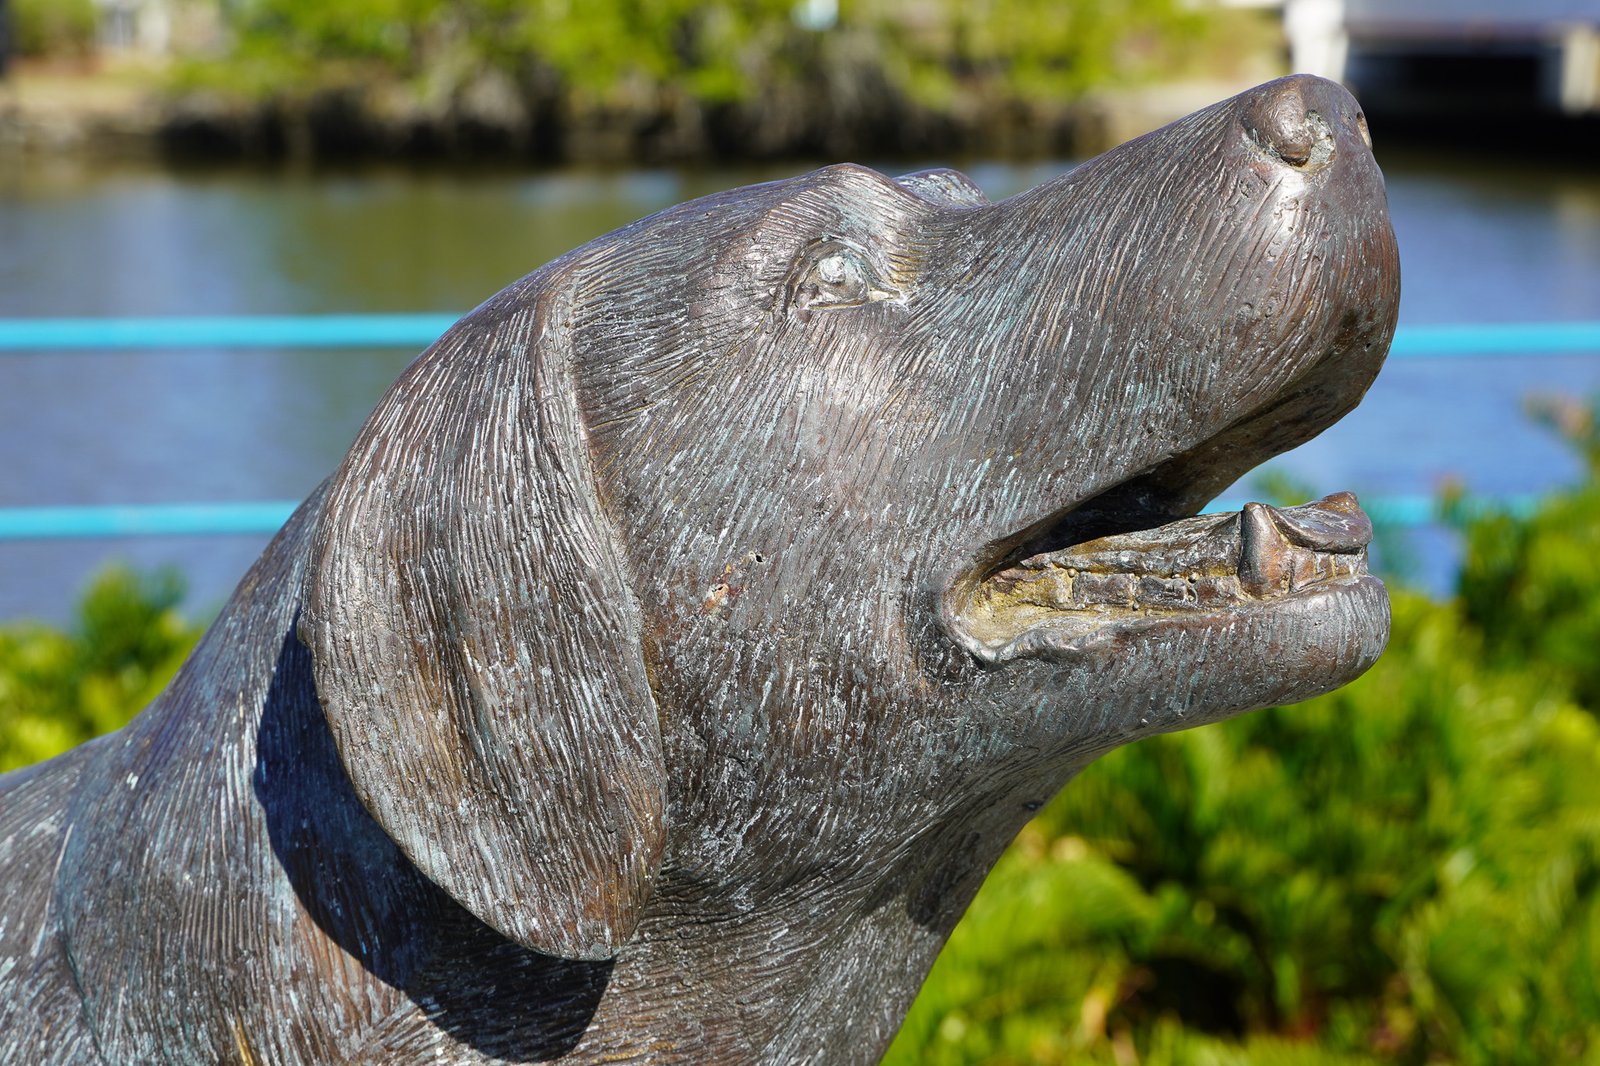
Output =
[
  {"x1": 12, "y1": 0, "x2": 99, "y2": 59},
  {"x1": 9, "y1": 411, "x2": 1600, "y2": 1063},
  {"x1": 1454, "y1": 394, "x2": 1600, "y2": 712},
  {"x1": 191, "y1": 0, "x2": 1225, "y2": 105},
  {"x1": 0, "y1": 566, "x2": 199, "y2": 772},
  {"x1": 888, "y1": 591, "x2": 1600, "y2": 1064},
  {"x1": 149, "y1": 0, "x2": 1274, "y2": 159}
]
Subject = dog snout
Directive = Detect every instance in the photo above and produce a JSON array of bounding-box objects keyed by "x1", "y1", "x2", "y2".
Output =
[{"x1": 1240, "y1": 74, "x2": 1369, "y2": 172}]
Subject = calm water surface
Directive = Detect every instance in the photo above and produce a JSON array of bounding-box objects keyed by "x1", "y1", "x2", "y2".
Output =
[{"x1": 2, "y1": 148, "x2": 1599, "y2": 621}]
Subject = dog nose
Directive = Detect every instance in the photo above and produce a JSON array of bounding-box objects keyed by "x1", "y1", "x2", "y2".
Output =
[{"x1": 1240, "y1": 74, "x2": 1368, "y2": 171}]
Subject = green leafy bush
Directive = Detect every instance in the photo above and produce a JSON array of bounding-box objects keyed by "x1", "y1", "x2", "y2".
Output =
[
  {"x1": 163, "y1": 0, "x2": 1269, "y2": 160},
  {"x1": 889, "y1": 592, "x2": 1600, "y2": 1064},
  {"x1": 11, "y1": 0, "x2": 99, "y2": 59},
  {"x1": 1456, "y1": 395, "x2": 1600, "y2": 711},
  {"x1": 196, "y1": 0, "x2": 1221, "y2": 107},
  {"x1": 0, "y1": 566, "x2": 200, "y2": 772}
]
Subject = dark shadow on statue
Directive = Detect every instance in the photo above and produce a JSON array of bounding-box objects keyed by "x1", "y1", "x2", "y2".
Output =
[{"x1": 254, "y1": 628, "x2": 611, "y2": 1061}]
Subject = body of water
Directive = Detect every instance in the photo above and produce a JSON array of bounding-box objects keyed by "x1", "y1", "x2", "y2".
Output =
[{"x1": 3, "y1": 147, "x2": 1599, "y2": 622}]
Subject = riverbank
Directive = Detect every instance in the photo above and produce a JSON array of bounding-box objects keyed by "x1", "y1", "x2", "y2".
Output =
[
  {"x1": 0, "y1": 64, "x2": 170, "y2": 158},
  {"x1": 0, "y1": 61, "x2": 1279, "y2": 166}
]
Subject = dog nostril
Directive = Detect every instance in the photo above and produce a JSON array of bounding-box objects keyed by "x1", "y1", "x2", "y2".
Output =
[{"x1": 1243, "y1": 83, "x2": 1337, "y2": 169}]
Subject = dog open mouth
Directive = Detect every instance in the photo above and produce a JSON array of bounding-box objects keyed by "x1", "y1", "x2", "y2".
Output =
[{"x1": 954, "y1": 492, "x2": 1374, "y2": 662}]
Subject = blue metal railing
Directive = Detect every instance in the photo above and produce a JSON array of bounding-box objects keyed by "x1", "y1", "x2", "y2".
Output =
[
  {"x1": 1390, "y1": 320, "x2": 1600, "y2": 357},
  {"x1": 0, "y1": 502, "x2": 304, "y2": 541},
  {"x1": 0, "y1": 316, "x2": 1593, "y2": 540},
  {"x1": 4, "y1": 315, "x2": 1600, "y2": 357},
  {"x1": 0, "y1": 493, "x2": 1547, "y2": 543},
  {"x1": 0, "y1": 314, "x2": 459, "y2": 352}
]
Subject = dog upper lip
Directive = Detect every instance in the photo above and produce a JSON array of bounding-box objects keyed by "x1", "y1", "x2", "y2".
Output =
[{"x1": 948, "y1": 493, "x2": 1373, "y2": 663}]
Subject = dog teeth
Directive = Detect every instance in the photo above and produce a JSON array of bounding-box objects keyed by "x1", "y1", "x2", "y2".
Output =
[
  {"x1": 1237, "y1": 498, "x2": 1370, "y2": 598},
  {"x1": 959, "y1": 494, "x2": 1373, "y2": 652},
  {"x1": 1238, "y1": 501, "x2": 1292, "y2": 597}
]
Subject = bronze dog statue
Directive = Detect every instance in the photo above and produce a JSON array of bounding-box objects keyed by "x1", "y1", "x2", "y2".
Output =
[{"x1": 0, "y1": 75, "x2": 1399, "y2": 1064}]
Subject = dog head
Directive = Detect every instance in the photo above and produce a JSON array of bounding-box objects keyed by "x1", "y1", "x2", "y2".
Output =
[{"x1": 300, "y1": 75, "x2": 1399, "y2": 963}]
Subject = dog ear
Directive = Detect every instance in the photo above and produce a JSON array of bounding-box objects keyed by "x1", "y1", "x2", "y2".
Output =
[{"x1": 299, "y1": 278, "x2": 666, "y2": 960}]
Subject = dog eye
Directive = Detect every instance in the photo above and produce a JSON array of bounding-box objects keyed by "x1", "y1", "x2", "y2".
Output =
[
  {"x1": 790, "y1": 242, "x2": 897, "y2": 315},
  {"x1": 815, "y1": 252, "x2": 862, "y2": 294}
]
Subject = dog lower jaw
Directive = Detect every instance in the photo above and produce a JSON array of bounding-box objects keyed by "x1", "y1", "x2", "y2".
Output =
[{"x1": 949, "y1": 492, "x2": 1376, "y2": 663}]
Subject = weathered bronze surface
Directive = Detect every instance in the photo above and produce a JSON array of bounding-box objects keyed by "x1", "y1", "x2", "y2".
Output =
[{"x1": 0, "y1": 75, "x2": 1399, "y2": 1064}]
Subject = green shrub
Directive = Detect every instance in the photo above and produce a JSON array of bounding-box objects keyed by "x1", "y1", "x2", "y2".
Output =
[
  {"x1": 171, "y1": 0, "x2": 1242, "y2": 126},
  {"x1": 0, "y1": 566, "x2": 200, "y2": 772},
  {"x1": 1456, "y1": 395, "x2": 1600, "y2": 710},
  {"x1": 11, "y1": 0, "x2": 98, "y2": 60},
  {"x1": 887, "y1": 592, "x2": 1600, "y2": 1065}
]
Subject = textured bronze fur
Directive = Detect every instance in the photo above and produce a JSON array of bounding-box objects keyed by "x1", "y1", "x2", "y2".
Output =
[{"x1": 0, "y1": 76, "x2": 1399, "y2": 1064}]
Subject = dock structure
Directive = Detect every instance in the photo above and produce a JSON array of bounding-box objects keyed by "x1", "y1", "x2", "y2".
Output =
[{"x1": 1240, "y1": 0, "x2": 1600, "y2": 116}]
